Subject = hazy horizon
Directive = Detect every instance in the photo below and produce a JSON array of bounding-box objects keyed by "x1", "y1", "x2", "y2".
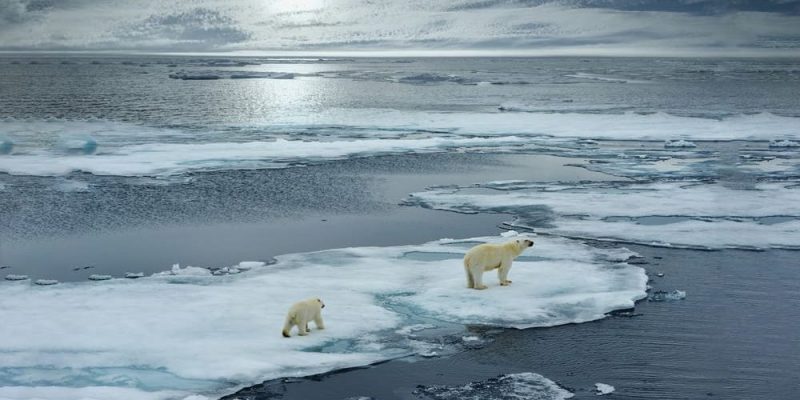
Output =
[{"x1": 1, "y1": 0, "x2": 799, "y2": 57}]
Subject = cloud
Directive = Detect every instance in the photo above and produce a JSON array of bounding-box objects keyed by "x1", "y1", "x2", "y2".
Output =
[
  {"x1": 118, "y1": 8, "x2": 250, "y2": 50},
  {"x1": 0, "y1": 0, "x2": 798, "y2": 55}
]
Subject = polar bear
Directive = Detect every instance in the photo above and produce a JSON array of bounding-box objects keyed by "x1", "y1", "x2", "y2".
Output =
[
  {"x1": 463, "y1": 238, "x2": 534, "y2": 290},
  {"x1": 282, "y1": 298, "x2": 325, "y2": 337}
]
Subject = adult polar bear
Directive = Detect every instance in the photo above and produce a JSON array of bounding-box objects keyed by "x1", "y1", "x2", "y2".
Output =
[
  {"x1": 282, "y1": 298, "x2": 325, "y2": 337},
  {"x1": 463, "y1": 238, "x2": 534, "y2": 290}
]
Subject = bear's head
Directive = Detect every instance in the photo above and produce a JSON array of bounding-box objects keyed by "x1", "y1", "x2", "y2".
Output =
[
  {"x1": 515, "y1": 238, "x2": 534, "y2": 248},
  {"x1": 317, "y1": 298, "x2": 325, "y2": 308}
]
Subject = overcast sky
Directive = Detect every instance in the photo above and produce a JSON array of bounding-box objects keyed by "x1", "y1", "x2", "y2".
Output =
[{"x1": 1, "y1": 0, "x2": 799, "y2": 56}]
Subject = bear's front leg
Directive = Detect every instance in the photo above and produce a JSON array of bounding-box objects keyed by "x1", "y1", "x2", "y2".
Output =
[{"x1": 498, "y1": 259, "x2": 512, "y2": 286}]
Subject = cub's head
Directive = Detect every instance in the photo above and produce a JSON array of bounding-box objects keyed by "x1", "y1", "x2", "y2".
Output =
[{"x1": 316, "y1": 298, "x2": 325, "y2": 309}]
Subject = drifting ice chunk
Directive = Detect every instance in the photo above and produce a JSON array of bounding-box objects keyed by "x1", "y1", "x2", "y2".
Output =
[
  {"x1": 5, "y1": 274, "x2": 29, "y2": 281},
  {"x1": 595, "y1": 383, "x2": 615, "y2": 395},
  {"x1": 0, "y1": 138, "x2": 12, "y2": 154},
  {"x1": 664, "y1": 139, "x2": 696, "y2": 148},
  {"x1": 34, "y1": 279, "x2": 59, "y2": 286},
  {"x1": 500, "y1": 230, "x2": 520, "y2": 237},
  {"x1": 647, "y1": 290, "x2": 686, "y2": 302},
  {"x1": 237, "y1": 261, "x2": 265, "y2": 270},
  {"x1": 125, "y1": 272, "x2": 145, "y2": 279},
  {"x1": 769, "y1": 139, "x2": 800, "y2": 148},
  {"x1": 88, "y1": 274, "x2": 112, "y2": 281},
  {"x1": 59, "y1": 137, "x2": 97, "y2": 155},
  {"x1": 168, "y1": 72, "x2": 221, "y2": 80},
  {"x1": 414, "y1": 372, "x2": 574, "y2": 400}
]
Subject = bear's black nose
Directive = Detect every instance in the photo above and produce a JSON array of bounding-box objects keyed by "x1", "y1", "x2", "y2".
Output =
[{"x1": 526, "y1": 240, "x2": 533, "y2": 247}]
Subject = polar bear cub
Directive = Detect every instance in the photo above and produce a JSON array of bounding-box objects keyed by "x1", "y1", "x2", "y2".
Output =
[
  {"x1": 282, "y1": 298, "x2": 325, "y2": 337},
  {"x1": 463, "y1": 238, "x2": 534, "y2": 290}
]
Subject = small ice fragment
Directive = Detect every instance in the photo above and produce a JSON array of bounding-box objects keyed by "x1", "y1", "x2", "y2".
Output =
[
  {"x1": 5, "y1": 274, "x2": 29, "y2": 281},
  {"x1": 396, "y1": 324, "x2": 436, "y2": 335},
  {"x1": 88, "y1": 274, "x2": 112, "y2": 281},
  {"x1": 665, "y1": 139, "x2": 696, "y2": 148},
  {"x1": 648, "y1": 290, "x2": 686, "y2": 302},
  {"x1": 125, "y1": 272, "x2": 144, "y2": 279},
  {"x1": 419, "y1": 350, "x2": 439, "y2": 357},
  {"x1": 0, "y1": 138, "x2": 13, "y2": 154},
  {"x1": 227, "y1": 268, "x2": 241, "y2": 274},
  {"x1": 237, "y1": 261, "x2": 265, "y2": 270},
  {"x1": 769, "y1": 139, "x2": 800, "y2": 148},
  {"x1": 501, "y1": 230, "x2": 520, "y2": 237},
  {"x1": 462, "y1": 335, "x2": 481, "y2": 342},
  {"x1": 656, "y1": 272, "x2": 664, "y2": 277},
  {"x1": 59, "y1": 137, "x2": 98, "y2": 155},
  {"x1": 595, "y1": 383, "x2": 615, "y2": 395},
  {"x1": 34, "y1": 279, "x2": 59, "y2": 286}
]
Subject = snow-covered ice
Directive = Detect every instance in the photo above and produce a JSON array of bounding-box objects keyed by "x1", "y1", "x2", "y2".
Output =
[
  {"x1": 4, "y1": 274, "x2": 28, "y2": 281},
  {"x1": 648, "y1": 290, "x2": 687, "y2": 302},
  {"x1": 664, "y1": 139, "x2": 696, "y2": 148},
  {"x1": 0, "y1": 112, "x2": 797, "y2": 177},
  {"x1": 595, "y1": 383, "x2": 615, "y2": 395},
  {"x1": 414, "y1": 372, "x2": 574, "y2": 400},
  {"x1": 0, "y1": 235, "x2": 645, "y2": 400},
  {"x1": 405, "y1": 181, "x2": 800, "y2": 249}
]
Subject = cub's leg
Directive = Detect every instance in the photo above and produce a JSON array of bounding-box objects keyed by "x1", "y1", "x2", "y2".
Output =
[
  {"x1": 465, "y1": 265, "x2": 475, "y2": 288},
  {"x1": 314, "y1": 314, "x2": 325, "y2": 330},
  {"x1": 297, "y1": 318, "x2": 309, "y2": 336}
]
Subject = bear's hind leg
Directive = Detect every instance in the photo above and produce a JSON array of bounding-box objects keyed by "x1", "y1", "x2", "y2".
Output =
[
  {"x1": 465, "y1": 266, "x2": 475, "y2": 288},
  {"x1": 471, "y1": 267, "x2": 487, "y2": 290}
]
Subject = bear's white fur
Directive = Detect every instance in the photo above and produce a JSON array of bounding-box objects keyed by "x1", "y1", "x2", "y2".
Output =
[
  {"x1": 463, "y1": 238, "x2": 534, "y2": 290},
  {"x1": 282, "y1": 297, "x2": 325, "y2": 337}
]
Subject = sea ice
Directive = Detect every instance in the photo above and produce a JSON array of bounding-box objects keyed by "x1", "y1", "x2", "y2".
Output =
[
  {"x1": 405, "y1": 181, "x2": 800, "y2": 249},
  {"x1": 0, "y1": 235, "x2": 644, "y2": 400},
  {"x1": 4, "y1": 274, "x2": 28, "y2": 281},
  {"x1": 33, "y1": 279, "x2": 59, "y2": 286},
  {"x1": 595, "y1": 383, "x2": 615, "y2": 395},
  {"x1": 0, "y1": 138, "x2": 13, "y2": 154},
  {"x1": 769, "y1": 139, "x2": 800, "y2": 148},
  {"x1": 648, "y1": 290, "x2": 687, "y2": 302},
  {"x1": 413, "y1": 372, "x2": 574, "y2": 400},
  {"x1": 87, "y1": 274, "x2": 112, "y2": 281},
  {"x1": 664, "y1": 139, "x2": 696, "y2": 148}
]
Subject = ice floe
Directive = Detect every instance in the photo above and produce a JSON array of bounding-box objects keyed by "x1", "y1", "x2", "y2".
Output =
[
  {"x1": 595, "y1": 383, "x2": 615, "y2": 395},
  {"x1": 0, "y1": 235, "x2": 645, "y2": 400},
  {"x1": 4, "y1": 274, "x2": 29, "y2": 281},
  {"x1": 0, "y1": 137, "x2": 13, "y2": 154},
  {"x1": 405, "y1": 181, "x2": 800, "y2": 249},
  {"x1": 0, "y1": 136, "x2": 529, "y2": 176},
  {"x1": 648, "y1": 290, "x2": 687, "y2": 302},
  {"x1": 168, "y1": 71, "x2": 294, "y2": 80},
  {"x1": 664, "y1": 139, "x2": 696, "y2": 148},
  {"x1": 0, "y1": 112, "x2": 797, "y2": 177},
  {"x1": 413, "y1": 372, "x2": 574, "y2": 400},
  {"x1": 769, "y1": 139, "x2": 800, "y2": 148}
]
